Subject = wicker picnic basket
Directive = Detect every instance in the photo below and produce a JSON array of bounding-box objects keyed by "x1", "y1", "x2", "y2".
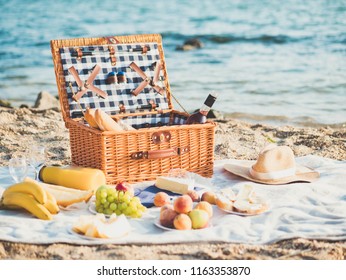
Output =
[{"x1": 50, "y1": 34, "x2": 216, "y2": 184}]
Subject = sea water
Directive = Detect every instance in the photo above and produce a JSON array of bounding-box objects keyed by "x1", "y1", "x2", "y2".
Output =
[{"x1": 0, "y1": 0, "x2": 345, "y2": 127}]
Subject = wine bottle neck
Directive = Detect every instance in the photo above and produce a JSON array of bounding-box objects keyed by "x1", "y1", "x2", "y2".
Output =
[{"x1": 199, "y1": 93, "x2": 218, "y2": 114}]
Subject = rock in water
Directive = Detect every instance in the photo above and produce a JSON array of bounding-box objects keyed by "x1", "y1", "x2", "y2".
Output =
[
  {"x1": 0, "y1": 99, "x2": 12, "y2": 108},
  {"x1": 33, "y1": 91, "x2": 60, "y2": 110},
  {"x1": 176, "y1": 38, "x2": 204, "y2": 51}
]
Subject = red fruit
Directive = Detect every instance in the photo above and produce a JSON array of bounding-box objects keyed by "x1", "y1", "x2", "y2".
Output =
[
  {"x1": 160, "y1": 207, "x2": 178, "y2": 228},
  {"x1": 173, "y1": 195, "x2": 193, "y2": 214},
  {"x1": 115, "y1": 181, "x2": 134, "y2": 196}
]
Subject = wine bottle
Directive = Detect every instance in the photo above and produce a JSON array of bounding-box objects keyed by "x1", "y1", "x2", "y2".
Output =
[{"x1": 186, "y1": 92, "x2": 219, "y2": 124}]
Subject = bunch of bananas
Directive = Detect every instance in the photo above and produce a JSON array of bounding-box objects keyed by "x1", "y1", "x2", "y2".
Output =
[{"x1": 0, "y1": 179, "x2": 59, "y2": 220}]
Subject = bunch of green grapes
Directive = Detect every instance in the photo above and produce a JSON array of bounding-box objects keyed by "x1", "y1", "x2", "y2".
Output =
[{"x1": 95, "y1": 186, "x2": 147, "y2": 218}]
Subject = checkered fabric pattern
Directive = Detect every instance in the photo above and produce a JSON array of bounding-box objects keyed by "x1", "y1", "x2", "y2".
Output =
[
  {"x1": 59, "y1": 43, "x2": 170, "y2": 122},
  {"x1": 120, "y1": 112, "x2": 187, "y2": 129},
  {"x1": 172, "y1": 114, "x2": 187, "y2": 125}
]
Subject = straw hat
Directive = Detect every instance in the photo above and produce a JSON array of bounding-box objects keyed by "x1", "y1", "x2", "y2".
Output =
[{"x1": 224, "y1": 144, "x2": 319, "y2": 185}]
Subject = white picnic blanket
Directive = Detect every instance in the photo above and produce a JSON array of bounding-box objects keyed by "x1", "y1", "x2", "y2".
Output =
[{"x1": 0, "y1": 156, "x2": 345, "y2": 245}]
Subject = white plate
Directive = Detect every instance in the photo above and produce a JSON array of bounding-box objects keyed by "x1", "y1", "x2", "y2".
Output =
[
  {"x1": 68, "y1": 227, "x2": 98, "y2": 240},
  {"x1": 68, "y1": 227, "x2": 129, "y2": 240},
  {"x1": 154, "y1": 219, "x2": 212, "y2": 231},
  {"x1": 217, "y1": 205, "x2": 269, "y2": 216},
  {"x1": 154, "y1": 219, "x2": 175, "y2": 231},
  {"x1": 88, "y1": 203, "x2": 110, "y2": 217}
]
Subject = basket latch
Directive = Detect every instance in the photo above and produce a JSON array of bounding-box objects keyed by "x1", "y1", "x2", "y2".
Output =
[
  {"x1": 108, "y1": 46, "x2": 116, "y2": 66},
  {"x1": 141, "y1": 45, "x2": 149, "y2": 54},
  {"x1": 104, "y1": 36, "x2": 120, "y2": 44},
  {"x1": 74, "y1": 48, "x2": 83, "y2": 61},
  {"x1": 130, "y1": 146, "x2": 189, "y2": 160},
  {"x1": 152, "y1": 131, "x2": 171, "y2": 144}
]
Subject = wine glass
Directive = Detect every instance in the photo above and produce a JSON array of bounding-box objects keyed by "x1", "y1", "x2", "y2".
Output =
[
  {"x1": 27, "y1": 145, "x2": 46, "y2": 180},
  {"x1": 9, "y1": 156, "x2": 28, "y2": 183}
]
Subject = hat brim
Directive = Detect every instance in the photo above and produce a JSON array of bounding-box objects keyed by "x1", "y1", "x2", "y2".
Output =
[{"x1": 224, "y1": 161, "x2": 320, "y2": 185}]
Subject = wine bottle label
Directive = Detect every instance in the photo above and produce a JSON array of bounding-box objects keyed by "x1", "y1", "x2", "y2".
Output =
[{"x1": 204, "y1": 94, "x2": 217, "y2": 108}]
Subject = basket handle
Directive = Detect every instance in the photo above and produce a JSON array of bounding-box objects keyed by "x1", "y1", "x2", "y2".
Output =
[{"x1": 130, "y1": 146, "x2": 189, "y2": 160}]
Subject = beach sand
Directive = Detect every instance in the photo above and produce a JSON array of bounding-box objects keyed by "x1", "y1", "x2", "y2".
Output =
[{"x1": 0, "y1": 107, "x2": 345, "y2": 260}]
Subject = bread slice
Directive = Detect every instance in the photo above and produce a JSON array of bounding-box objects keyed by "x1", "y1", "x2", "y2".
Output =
[
  {"x1": 94, "y1": 109, "x2": 123, "y2": 132},
  {"x1": 233, "y1": 197, "x2": 268, "y2": 215},
  {"x1": 84, "y1": 107, "x2": 99, "y2": 129},
  {"x1": 236, "y1": 184, "x2": 256, "y2": 202},
  {"x1": 220, "y1": 187, "x2": 236, "y2": 201},
  {"x1": 215, "y1": 194, "x2": 233, "y2": 211},
  {"x1": 215, "y1": 184, "x2": 269, "y2": 215}
]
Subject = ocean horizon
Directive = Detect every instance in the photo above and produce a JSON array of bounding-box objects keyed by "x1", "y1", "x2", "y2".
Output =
[{"x1": 0, "y1": 0, "x2": 345, "y2": 127}]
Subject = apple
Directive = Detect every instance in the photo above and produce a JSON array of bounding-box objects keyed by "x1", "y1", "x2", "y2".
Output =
[
  {"x1": 194, "y1": 201, "x2": 213, "y2": 218},
  {"x1": 188, "y1": 209, "x2": 209, "y2": 229},
  {"x1": 173, "y1": 214, "x2": 192, "y2": 230},
  {"x1": 173, "y1": 195, "x2": 193, "y2": 214}
]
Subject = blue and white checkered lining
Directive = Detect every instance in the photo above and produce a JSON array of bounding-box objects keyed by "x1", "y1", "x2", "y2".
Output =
[
  {"x1": 59, "y1": 43, "x2": 170, "y2": 122},
  {"x1": 121, "y1": 112, "x2": 187, "y2": 129}
]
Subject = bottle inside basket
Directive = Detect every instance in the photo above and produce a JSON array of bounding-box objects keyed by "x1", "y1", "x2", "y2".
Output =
[{"x1": 186, "y1": 92, "x2": 219, "y2": 124}]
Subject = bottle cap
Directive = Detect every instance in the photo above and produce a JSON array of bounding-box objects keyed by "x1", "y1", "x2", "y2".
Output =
[
  {"x1": 106, "y1": 72, "x2": 117, "y2": 84},
  {"x1": 107, "y1": 71, "x2": 116, "y2": 77},
  {"x1": 117, "y1": 72, "x2": 126, "y2": 83},
  {"x1": 38, "y1": 166, "x2": 46, "y2": 182},
  {"x1": 204, "y1": 93, "x2": 217, "y2": 108}
]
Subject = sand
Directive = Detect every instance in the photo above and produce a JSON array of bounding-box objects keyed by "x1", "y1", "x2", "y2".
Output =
[{"x1": 0, "y1": 107, "x2": 345, "y2": 260}]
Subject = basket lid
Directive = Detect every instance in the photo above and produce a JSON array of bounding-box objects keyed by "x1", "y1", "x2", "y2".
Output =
[{"x1": 51, "y1": 34, "x2": 173, "y2": 121}]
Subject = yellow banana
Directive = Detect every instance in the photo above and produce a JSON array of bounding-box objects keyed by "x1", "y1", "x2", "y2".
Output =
[
  {"x1": 2, "y1": 180, "x2": 47, "y2": 204},
  {"x1": 43, "y1": 190, "x2": 60, "y2": 214},
  {"x1": 1, "y1": 192, "x2": 53, "y2": 220},
  {"x1": 23, "y1": 177, "x2": 35, "y2": 183},
  {"x1": 23, "y1": 177, "x2": 59, "y2": 214}
]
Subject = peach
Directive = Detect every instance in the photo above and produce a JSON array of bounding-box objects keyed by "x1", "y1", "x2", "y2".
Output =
[
  {"x1": 201, "y1": 191, "x2": 217, "y2": 205},
  {"x1": 173, "y1": 195, "x2": 193, "y2": 214},
  {"x1": 159, "y1": 207, "x2": 178, "y2": 228},
  {"x1": 173, "y1": 213, "x2": 192, "y2": 230},
  {"x1": 186, "y1": 190, "x2": 200, "y2": 202},
  {"x1": 188, "y1": 209, "x2": 209, "y2": 229},
  {"x1": 154, "y1": 192, "x2": 170, "y2": 207},
  {"x1": 194, "y1": 201, "x2": 213, "y2": 218}
]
